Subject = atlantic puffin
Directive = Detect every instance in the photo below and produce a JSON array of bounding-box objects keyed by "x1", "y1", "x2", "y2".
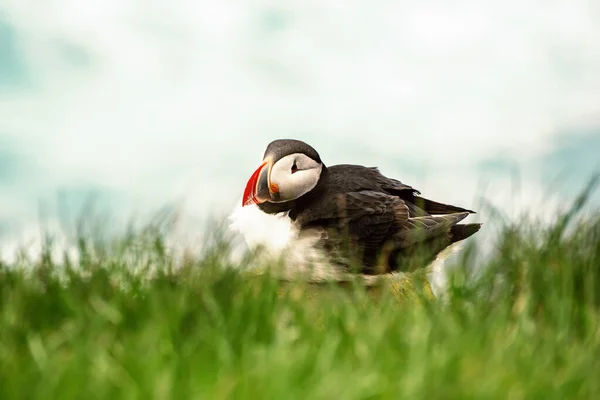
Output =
[{"x1": 240, "y1": 139, "x2": 481, "y2": 275}]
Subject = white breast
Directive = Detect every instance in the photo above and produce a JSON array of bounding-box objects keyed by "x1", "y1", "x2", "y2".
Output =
[
  {"x1": 227, "y1": 200, "x2": 349, "y2": 280},
  {"x1": 228, "y1": 202, "x2": 295, "y2": 254}
]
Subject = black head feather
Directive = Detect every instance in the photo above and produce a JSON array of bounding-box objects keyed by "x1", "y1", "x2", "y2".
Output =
[{"x1": 263, "y1": 139, "x2": 322, "y2": 165}]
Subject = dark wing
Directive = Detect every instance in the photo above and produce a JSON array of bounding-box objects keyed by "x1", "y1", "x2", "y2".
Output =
[
  {"x1": 295, "y1": 190, "x2": 406, "y2": 244},
  {"x1": 295, "y1": 190, "x2": 407, "y2": 272},
  {"x1": 327, "y1": 165, "x2": 417, "y2": 194},
  {"x1": 339, "y1": 192, "x2": 472, "y2": 250},
  {"x1": 296, "y1": 190, "x2": 477, "y2": 272},
  {"x1": 328, "y1": 165, "x2": 474, "y2": 216},
  {"x1": 374, "y1": 169, "x2": 475, "y2": 215},
  {"x1": 298, "y1": 190, "x2": 467, "y2": 245},
  {"x1": 339, "y1": 191, "x2": 410, "y2": 251}
]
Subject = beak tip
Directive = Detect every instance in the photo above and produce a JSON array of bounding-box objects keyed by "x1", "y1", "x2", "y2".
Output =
[{"x1": 242, "y1": 160, "x2": 270, "y2": 207}]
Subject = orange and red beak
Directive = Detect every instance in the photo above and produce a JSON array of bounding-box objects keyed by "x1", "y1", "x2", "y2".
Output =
[{"x1": 242, "y1": 159, "x2": 277, "y2": 206}]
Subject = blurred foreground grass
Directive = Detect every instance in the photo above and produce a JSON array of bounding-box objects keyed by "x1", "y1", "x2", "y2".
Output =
[{"x1": 1, "y1": 181, "x2": 599, "y2": 399}]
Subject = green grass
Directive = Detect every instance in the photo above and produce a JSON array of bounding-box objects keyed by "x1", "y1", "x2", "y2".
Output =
[{"x1": 1, "y1": 183, "x2": 599, "y2": 399}]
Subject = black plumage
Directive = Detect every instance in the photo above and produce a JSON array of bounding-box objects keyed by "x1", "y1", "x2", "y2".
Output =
[{"x1": 253, "y1": 140, "x2": 481, "y2": 274}]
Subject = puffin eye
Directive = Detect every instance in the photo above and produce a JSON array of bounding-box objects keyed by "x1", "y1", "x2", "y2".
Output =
[{"x1": 291, "y1": 161, "x2": 298, "y2": 174}]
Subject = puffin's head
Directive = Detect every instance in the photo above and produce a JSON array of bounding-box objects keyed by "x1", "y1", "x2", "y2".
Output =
[{"x1": 242, "y1": 139, "x2": 324, "y2": 207}]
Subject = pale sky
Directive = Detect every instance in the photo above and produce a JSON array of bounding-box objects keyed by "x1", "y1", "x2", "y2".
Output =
[{"x1": 1, "y1": 0, "x2": 599, "y2": 261}]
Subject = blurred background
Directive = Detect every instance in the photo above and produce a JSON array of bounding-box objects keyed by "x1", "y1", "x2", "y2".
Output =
[{"x1": 1, "y1": 0, "x2": 599, "y2": 262}]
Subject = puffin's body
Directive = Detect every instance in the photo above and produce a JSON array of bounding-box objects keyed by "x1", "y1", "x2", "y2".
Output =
[{"x1": 240, "y1": 139, "x2": 481, "y2": 275}]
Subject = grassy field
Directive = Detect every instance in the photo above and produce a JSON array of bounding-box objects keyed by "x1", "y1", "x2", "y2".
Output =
[{"x1": 1, "y1": 184, "x2": 599, "y2": 399}]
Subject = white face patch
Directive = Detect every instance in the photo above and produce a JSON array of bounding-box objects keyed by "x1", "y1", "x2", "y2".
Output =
[{"x1": 269, "y1": 153, "x2": 322, "y2": 202}]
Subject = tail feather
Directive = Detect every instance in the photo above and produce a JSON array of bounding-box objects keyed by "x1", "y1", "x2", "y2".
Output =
[
  {"x1": 412, "y1": 196, "x2": 476, "y2": 215},
  {"x1": 388, "y1": 223, "x2": 482, "y2": 273},
  {"x1": 449, "y1": 223, "x2": 482, "y2": 243}
]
